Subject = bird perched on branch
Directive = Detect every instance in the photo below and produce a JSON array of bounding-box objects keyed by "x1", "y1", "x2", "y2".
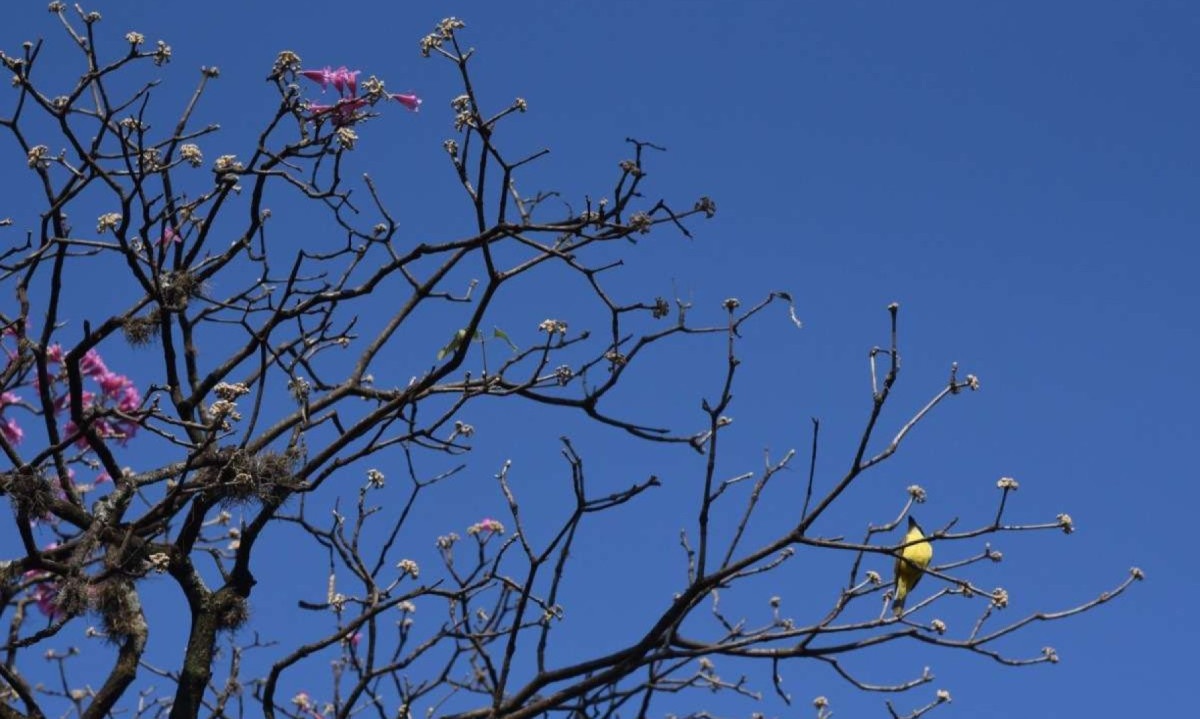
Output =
[{"x1": 893, "y1": 516, "x2": 933, "y2": 616}]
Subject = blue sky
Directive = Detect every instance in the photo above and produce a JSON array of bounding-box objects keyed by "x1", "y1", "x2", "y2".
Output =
[{"x1": 2, "y1": 1, "x2": 1196, "y2": 717}]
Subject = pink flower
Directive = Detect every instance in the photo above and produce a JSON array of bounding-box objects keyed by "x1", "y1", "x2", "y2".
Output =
[
  {"x1": 55, "y1": 389, "x2": 96, "y2": 414},
  {"x1": 309, "y1": 97, "x2": 370, "y2": 128},
  {"x1": 93, "y1": 418, "x2": 115, "y2": 439},
  {"x1": 333, "y1": 68, "x2": 359, "y2": 97},
  {"x1": 31, "y1": 581, "x2": 63, "y2": 618},
  {"x1": 389, "y1": 93, "x2": 422, "y2": 112},
  {"x1": 79, "y1": 349, "x2": 107, "y2": 378},
  {"x1": 300, "y1": 66, "x2": 334, "y2": 89},
  {"x1": 300, "y1": 66, "x2": 360, "y2": 97},
  {"x1": 302, "y1": 64, "x2": 420, "y2": 127},
  {"x1": 117, "y1": 385, "x2": 141, "y2": 414},
  {"x1": 47, "y1": 344, "x2": 64, "y2": 364},
  {"x1": 63, "y1": 420, "x2": 91, "y2": 449},
  {"x1": 1, "y1": 417, "x2": 22, "y2": 444},
  {"x1": 160, "y1": 226, "x2": 181, "y2": 246},
  {"x1": 97, "y1": 371, "x2": 131, "y2": 399},
  {"x1": 0, "y1": 392, "x2": 24, "y2": 444}
]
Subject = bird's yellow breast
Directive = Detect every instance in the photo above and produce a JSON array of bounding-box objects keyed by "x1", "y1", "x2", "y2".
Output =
[{"x1": 900, "y1": 527, "x2": 933, "y2": 567}]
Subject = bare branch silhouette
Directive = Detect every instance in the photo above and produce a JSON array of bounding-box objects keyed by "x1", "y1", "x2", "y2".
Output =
[{"x1": 0, "y1": 8, "x2": 1139, "y2": 719}]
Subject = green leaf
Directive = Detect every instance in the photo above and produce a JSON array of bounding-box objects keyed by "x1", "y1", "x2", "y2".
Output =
[{"x1": 492, "y1": 326, "x2": 519, "y2": 352}]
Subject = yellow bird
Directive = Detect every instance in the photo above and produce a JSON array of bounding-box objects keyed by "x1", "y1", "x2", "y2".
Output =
[{"x1": 892, "y1": 516, "x2": 933, "y2": 616}]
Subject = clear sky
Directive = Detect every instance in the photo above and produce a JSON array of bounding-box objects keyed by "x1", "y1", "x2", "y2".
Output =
[{"x1": 2, "y1": 1, "x2": 1196, "y2": 717}]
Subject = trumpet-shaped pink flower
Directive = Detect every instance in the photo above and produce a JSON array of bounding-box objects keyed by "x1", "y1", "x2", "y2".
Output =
[
  {"x1": 79, "y1": 349, "x2": 108, "y2": 378},
  {"x1": 301, "y1": 63, "x2": 420, "y2": 127},
  {"x1": 334, "y1": 68, "x2": 359, "y2": 97},
  {"x1": 117, "y1": 385, "x2": 141, "y2": 414},
  {"x1": 97, "y1": 371, "x2": 132, "y2": 399},
  {"x1": 309, "y1": 97, "x2": 370, "y2": 128},
  {"x1": 0, "y1": 392, "x2": 22, "y2": 445},
  {"x1": 300, "y1": 67, "x2": 334, "y2": 90},
  {"x1": 390, "y1": 93, "x2": 422, "y2": 112},
  {"x1": 297, "y1": 66, "x2": 357, "y2": 98},
  {"x1": 300, "y1": 66, "x2": 360, "y2": 97}
]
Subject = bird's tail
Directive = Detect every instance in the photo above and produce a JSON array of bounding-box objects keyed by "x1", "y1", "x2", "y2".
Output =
[{"x1": 893, "y1": 592, "x2": 906, "y2": 617}]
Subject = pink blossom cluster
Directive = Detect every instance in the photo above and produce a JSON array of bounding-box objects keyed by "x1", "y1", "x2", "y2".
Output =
[
  {"x1": 0, "y1": 342, "x2": 143, "y2": 448},
  {"x1": 56, "y1": 347, "x2": 142, "y2": 446},
  {"x1": 0, "y1": 390, "x2": 20, "y2": 444},
  {"x1": 1, "y1": 334, "x2": 145, "y2": 620},
  {"x1": 300, "y1": 65, "x2": 421, "y2": 127}
]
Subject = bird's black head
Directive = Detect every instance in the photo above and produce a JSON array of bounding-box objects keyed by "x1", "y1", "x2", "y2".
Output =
[{"x1": 907, "y1": 516, "x2": 923, "y2": 531}]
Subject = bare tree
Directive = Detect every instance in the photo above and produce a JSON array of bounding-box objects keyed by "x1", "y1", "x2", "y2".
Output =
[{"x1": 0, "y1": 7, "x2": 1140, "y2": 719}]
